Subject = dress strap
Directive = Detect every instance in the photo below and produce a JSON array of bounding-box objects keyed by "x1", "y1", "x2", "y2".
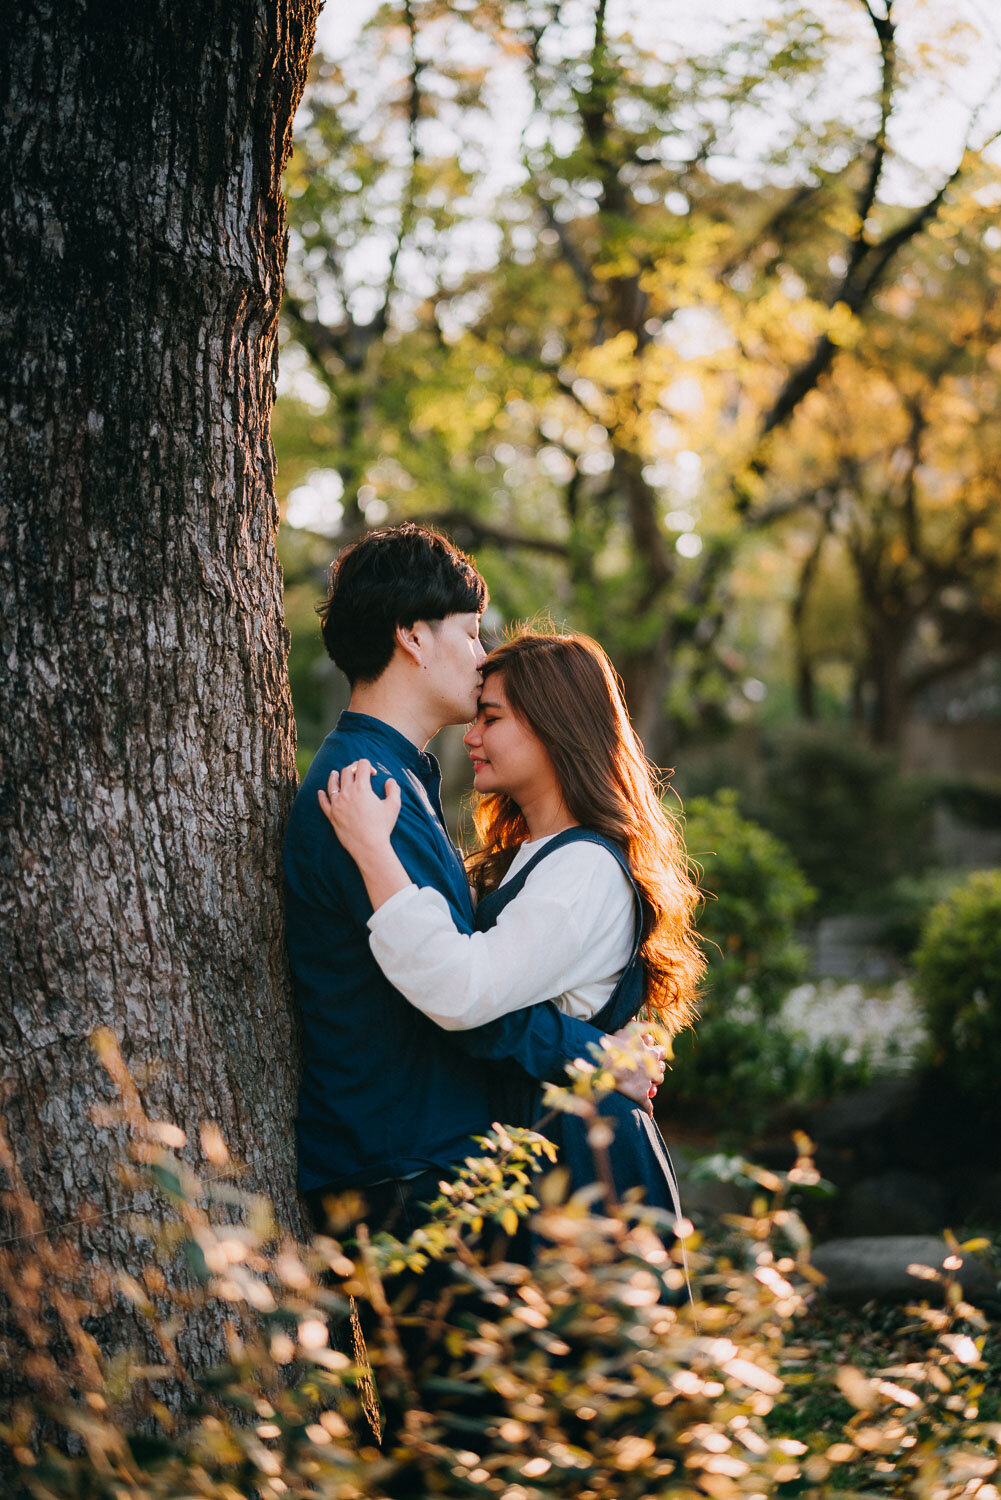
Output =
[
  {"x1": 487, "y1": 827, "x2": 642, "y2": 954},
  {"x1": 474, "y1": 828, "x2": 647, "y2": 1034}
]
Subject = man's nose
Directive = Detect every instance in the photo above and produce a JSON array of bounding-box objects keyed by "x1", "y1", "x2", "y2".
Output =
[{"x1": 473, "y1": 639, "x2": 487, "y2": 666}]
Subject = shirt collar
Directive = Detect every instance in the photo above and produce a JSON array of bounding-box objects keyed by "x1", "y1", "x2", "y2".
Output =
[{"x1": 336, "y1": 710, "x2": 440, "y2": 780}]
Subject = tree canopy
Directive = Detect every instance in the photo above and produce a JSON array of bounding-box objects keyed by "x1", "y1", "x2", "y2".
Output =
[{"x1": 276, "y1": 0, "x2": 1001, "y2": 752}]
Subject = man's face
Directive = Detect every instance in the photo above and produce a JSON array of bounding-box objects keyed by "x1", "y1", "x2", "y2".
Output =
[{"x1": 424, "y1": 612, "x2": 486, "y2": 724}]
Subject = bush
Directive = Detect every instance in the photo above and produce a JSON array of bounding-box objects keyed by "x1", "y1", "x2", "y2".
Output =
[
  {"x1": 914, "y1": 869, "x2": 1001, "y2": 1107},
  {"x1": 874, "y1": 868, "x2": 984, "y2": 959},
  {"x1": 666, "y1": 792, "x2": 828, "y2": 1128},
  {"x1": 2, "y1": 1038, "x2": 998, "y2": 1500},
  {"x1": 683, "y1": 789, "x2": 816, "y2": 1017},
  {"x1": 937, "y1": 777, "x2": 1001, "y2": 830},
  {"x1": 666, "y1": 793, "x2": 821, "y2": 1131},
  {"x1": 753, "y1": 726, "x2": 935, "y2": 915},
  {"x1": 664, "y1": 1012, "x2": 877, "y2": 1135}
]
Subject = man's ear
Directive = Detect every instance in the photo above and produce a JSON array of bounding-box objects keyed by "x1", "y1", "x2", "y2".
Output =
[{"x1": 394, "y1": 620, "x2": 430, "y2": 668}]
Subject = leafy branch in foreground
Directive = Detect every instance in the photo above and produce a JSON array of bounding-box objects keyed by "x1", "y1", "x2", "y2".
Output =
[{"x1": 1, "y1": 1028, "x2": 998, "y2": 1498}]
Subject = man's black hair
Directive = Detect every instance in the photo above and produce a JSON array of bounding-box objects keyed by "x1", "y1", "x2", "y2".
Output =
[{"x1": 317, "y1": 523, "x2": 488, "y2": 685}]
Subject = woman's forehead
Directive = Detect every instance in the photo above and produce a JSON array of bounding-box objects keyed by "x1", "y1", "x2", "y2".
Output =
[{"x1": 477, "y1": 671, "x2": 509, "y2": 710}]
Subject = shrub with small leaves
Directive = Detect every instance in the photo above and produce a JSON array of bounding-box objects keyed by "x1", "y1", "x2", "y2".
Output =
[
  {"x1": 914, "y1": 868, "x2": 1001, "y2": 1109},
  {"x1": 2, "y1": 1030, "x2": 999, "y2": 1500},
  {"x1": 682, "y1": 789, "x2": 815, "y2": 1018},
  {"x1": 667, "y1": 792, "x2": 820, "y2": 1128},
  {"x1": 874, "y1": 868, "x2": 980, "y2": 959},
  {"x1": 755, "y1": 726, "x2": 935, "y2": 915}
]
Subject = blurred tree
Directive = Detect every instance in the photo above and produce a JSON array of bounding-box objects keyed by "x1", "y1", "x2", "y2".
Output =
[
  {"x1": 278, "y1": 0, "x2": 998, "y2": 751},
  {"x1": 768, "y1": 172, "x2": 1001, "y2": 744},
  {"x1": 0, "y1": 0, "x2": 319, "y2": 1362}
]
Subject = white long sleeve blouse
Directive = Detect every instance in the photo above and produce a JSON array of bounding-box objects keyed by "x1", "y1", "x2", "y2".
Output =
[{"x1": 365, "y1": 834, "x2": 637, "y2": 1030}]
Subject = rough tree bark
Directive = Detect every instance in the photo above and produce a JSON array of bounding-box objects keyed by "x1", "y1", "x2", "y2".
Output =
[{"x1": 0, "y1": 0, "x2": 320, "y2": 1306}]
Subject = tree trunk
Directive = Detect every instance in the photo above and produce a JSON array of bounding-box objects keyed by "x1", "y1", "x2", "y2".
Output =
[
  {"x1": 868, "y1": 617, "x2": 910, "y2": 747},
  {"x1": 796, "y1": 657, "x2": 817, "y2": 721},
  {"x1": 791, "y1": 527, "x2": 827, "y2": 723},
  {"x1": 0, "y1": 0, "x2": 319, "y2": 1343}
]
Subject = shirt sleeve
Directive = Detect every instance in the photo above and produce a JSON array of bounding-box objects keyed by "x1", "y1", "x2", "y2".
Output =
[
  {"x1": 315, "y1": 762, "x2": 475, "y2": 935},
  {"x1": 367, "y1": 843, "x2": 636, "y2": 1030}
]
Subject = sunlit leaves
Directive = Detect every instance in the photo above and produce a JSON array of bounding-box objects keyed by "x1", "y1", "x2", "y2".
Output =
[{"x1": 276, "y1": 0, "x2": 1001, "y2": 741}]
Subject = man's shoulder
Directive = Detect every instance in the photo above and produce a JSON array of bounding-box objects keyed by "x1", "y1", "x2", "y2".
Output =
[
  {"x1": 293, "y1": 725, "x2": 392, "y2": 805},
  {"x1": 287, "y1": 723, "x2": 437, "y2": 859},
  {"x1": 285, "y1": 731, "x2": 364, "y2": 868}
]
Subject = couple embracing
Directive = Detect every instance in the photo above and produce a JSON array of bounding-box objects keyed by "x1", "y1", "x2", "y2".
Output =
[{"x1": 284, "y1": 523, "x2": 704, "y2": 1255}]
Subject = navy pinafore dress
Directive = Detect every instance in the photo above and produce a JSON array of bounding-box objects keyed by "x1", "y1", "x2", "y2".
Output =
[{"x1": 475, "y1": 828, "x2": 684, "y2": 1230}]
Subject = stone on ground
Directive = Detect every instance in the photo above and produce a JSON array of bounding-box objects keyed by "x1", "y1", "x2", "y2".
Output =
[{"x1": 812, "y1": 1235, "x2": 996, "y2": 1304}]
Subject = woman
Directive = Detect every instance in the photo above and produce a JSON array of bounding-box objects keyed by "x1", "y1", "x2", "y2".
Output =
[{"x1": 319, "y1": 628, "x2": 704, "y2": 1232}]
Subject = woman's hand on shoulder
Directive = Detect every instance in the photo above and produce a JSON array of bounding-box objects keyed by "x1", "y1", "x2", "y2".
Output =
[{"x1": 318, "y1": 759, "x2": 401, "y2": 860}]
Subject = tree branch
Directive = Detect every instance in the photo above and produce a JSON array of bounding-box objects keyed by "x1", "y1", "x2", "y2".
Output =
[
  {"x1": 748, "y1": 159, "x2": 962, "y2": 460},
  {"x1": 417, "y1": 510, "x2": 569, "y2": 558},
  {"x1": 718, "y1": 181, "x2": 824, "y2": 282},
  {"x1": 842, "y1": 0, "x2": 896, "y2": 291},
  {"x1": 372, "y1": 0, "x2": 424, "y2": 342},
  {"x1": 905, "y1": 629, "x2": 1001, "y2": 700},
  {"x1": 281, "y1": 291, "x2": 348, "y2": 373},
  {"x1": 540, "y1": 197, "x2": 604, "y2": 312},
  {"x1": 522, "y1": 20, "x2": 605, "y2": 322}
]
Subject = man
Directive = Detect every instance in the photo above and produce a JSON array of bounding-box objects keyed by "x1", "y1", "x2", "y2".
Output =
[{"x1": 284, "y1": 522, "x2": 662, "y2": 1238}]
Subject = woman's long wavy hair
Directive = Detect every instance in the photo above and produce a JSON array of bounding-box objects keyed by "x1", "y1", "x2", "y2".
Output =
[{"x1": 465, "y1": 628, "x2": 704, "y2": 1032}]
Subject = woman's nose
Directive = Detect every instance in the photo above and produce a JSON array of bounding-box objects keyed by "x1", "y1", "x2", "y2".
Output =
[{"x1": 463, "y1": 723, "x2": 481, "y2": 749}]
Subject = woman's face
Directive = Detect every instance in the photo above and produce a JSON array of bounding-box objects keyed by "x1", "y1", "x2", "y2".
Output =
[{"x1": 463, "y1": 671, "x2": 555, "y2": 802}]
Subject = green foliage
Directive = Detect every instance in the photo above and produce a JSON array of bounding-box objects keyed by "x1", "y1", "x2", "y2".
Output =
[
  {"x1": 277, "y1": 3, "x2": 1001, "y2": 745},
  {"x1": 3, "y1": 1042, "x2": 998, "y2": 1500},
  {"x1": 753, "y1": 727, "x2": 935, "y2": 915},
  {"x1": 669, "y1": 791, "x2": 879, "y2": 1131},
  {"x1": 874, "y1": 867, "x2": 985, "y2": 959},
  {"x1": 684, "y1": 788, "x2": 815, "y2": 1016},
  {"x1": 914, "y1": 869, "x2": 1001, "y2": 1108},
  {"x1": 666, "y1": 1013, "x2": 876, "y2": 1136}
]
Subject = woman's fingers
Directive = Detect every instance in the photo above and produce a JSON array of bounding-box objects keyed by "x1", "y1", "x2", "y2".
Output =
[
  {"x1": 319, "y1": 761, "x2": 386, "y2": 818},
  {"x1": 338, "y1": 758, "x2": 376, "y2": 791},
  {"x1": 318, "y1": 768, "x2": 340, "y2": 821}
]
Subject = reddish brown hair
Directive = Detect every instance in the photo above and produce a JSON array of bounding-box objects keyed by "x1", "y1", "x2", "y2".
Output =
[{"x1": 466, "y1": 628, "x2": 704, "y2": 1032}]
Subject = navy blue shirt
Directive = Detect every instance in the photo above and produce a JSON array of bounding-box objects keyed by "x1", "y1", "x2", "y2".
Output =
[{"x1": 284, "y1": 711, "x2": 606, "y2": 1192}]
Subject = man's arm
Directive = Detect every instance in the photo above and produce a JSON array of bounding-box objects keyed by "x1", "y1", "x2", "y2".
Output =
[
  {"x1": 447, "y1": 996, "x2": 602, "y2": 1078},
  {"x1": 448, "y1": 1000, "x2": 665, "y2": 1113}
]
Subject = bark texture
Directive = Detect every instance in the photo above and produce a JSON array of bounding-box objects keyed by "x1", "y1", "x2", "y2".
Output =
[{"x1": 0, "y1": 0, "x2": 319, "y2": 1301}]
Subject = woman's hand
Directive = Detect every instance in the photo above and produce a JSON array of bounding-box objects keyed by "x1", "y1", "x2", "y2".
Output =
[
  {"x1": 601, "y1": 1026, "x2": 667, "y2": 1118},
  {"x1": 318, "y1": 759, "x2": 401, "y2": 863}
]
